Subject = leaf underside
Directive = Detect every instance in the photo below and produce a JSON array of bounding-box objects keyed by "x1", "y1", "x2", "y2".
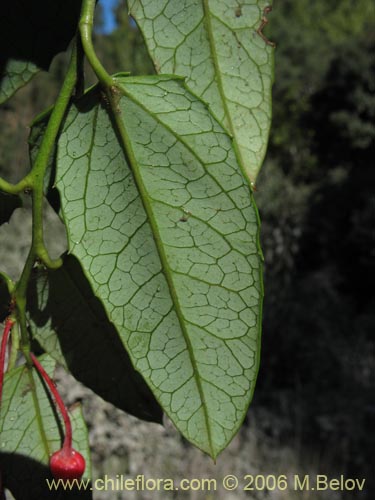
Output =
[
  {"x1": 129, "y1": 0, "x2": 274, "y2": 183},
  {"x1": 0, "y1": 355, "x2": 91, "y2": 498},
  {"x1": 55, "y1": 75, "x2": 263, "y2": 458}
]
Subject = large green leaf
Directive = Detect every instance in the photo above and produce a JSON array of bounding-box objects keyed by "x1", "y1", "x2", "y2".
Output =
[
  {"x1": 27, "y1": 255, "x2": 163, "y2": 423},
  {"x1": 129, "y1": 0, "x2": 274, "y2": 183},
  {"x1": 0, "y1": 0, "x2": 82, "y2": 103},
  {"x1": 0, "y1": 355, "x2": 92, "y2": 499},
  {"x1": 55, "y1": 75, "x2": 263, "y2": 458}
]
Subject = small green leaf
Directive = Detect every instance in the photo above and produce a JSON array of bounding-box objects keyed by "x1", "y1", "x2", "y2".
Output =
[
  {"x1": 0, "y1": 0, "x2": 82, "y2": 103},
  {"x1": 0, "y1": 191, "x2": 22, "y2": 226},
  {"x1": 129, "y1": 0, "x2": 274, "y2": 183},
  {"x1": 56, "y1": 75, "x2": 263, "y2": 458},
  {"x1": 0, "y1": 355, "x2": 91, "y2": 498},
  {"x1": 0, "y1": 60, "x2": 39, "y2": 104},
  {"x1": 27, "y1": 255, "x2": 163, "y2": 424}
]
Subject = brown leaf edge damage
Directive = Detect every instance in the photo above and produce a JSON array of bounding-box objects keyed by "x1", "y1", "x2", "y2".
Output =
[{"x1": 257, "y1": 5, "x2": 275, "y2": 47}]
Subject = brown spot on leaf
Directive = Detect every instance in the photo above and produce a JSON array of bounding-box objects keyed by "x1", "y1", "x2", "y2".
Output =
[{"x1": 179, "y1": 208, "x2": 191, "y2": 222}]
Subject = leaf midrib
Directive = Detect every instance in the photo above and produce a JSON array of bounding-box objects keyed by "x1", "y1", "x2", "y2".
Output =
[
  {"x1": 202, "y1": 0, "x2": 251, "y2": 183},
  {"x1": 106, "y1": 89, "x2": 215, "y2": 457}
]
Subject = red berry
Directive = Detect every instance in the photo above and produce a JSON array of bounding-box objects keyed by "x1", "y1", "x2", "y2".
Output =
[{"x1": 49, "y1": 447, "x2": 86, "y2": 480}]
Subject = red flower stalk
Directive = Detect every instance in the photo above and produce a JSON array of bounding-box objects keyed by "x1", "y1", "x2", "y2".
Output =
[
  {"x1": 0, "y1": 318, "x2": 15, "y2": 406},
  {"x1": 30, "y1": 353, "x2": 85, "y2": 480}
]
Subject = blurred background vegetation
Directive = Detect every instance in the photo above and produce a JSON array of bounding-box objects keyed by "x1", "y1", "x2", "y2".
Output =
[{"x1": 0, "y1": 0, "x2": 374, "y2": 498}]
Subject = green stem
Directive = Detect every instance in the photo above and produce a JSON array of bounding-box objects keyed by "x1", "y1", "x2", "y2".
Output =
[
  {"x1": 0, "y1": 177, "x2": 31, "y2": 195},
  {"x1": 14, "y1": 40, "x2": 78, "y2": 350},
  {"x1": 30, "y1": 47, "x2": 77, "y2": 186},
  {"x1": 0, "y1": 271, "x2": 14, "y2": 295},
  {"x1": 79, "y1": 0, "x2": 114, "y2": 87}
]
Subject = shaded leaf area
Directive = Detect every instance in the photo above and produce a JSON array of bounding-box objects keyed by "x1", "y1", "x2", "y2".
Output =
[
  {"x1": 0, "y1": 0, "x2": 82, "y2": 103},
  {"x1": 0, "y1": 191, "x2": 22, "y2": 225},
  {"x1": 129, "y1": 0, "x2": 274, "y2": 183},
  {"x1": 56, "y1": 75, "x2": 263, "y2": 458},
  {"x1": 27, "y1": 255, "x2": 163, "y2": 424},
  {"x1": 0, "y1": 355, "x2": 92, "y2": 499},
  {"x1": 0, "y1": 60, "x2": 39, "y2": 105}
]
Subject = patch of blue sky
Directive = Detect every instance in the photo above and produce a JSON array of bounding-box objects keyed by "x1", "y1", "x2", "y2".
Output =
[{"x1": 96, "y1": 0, "x2": 119, "y2": 34}]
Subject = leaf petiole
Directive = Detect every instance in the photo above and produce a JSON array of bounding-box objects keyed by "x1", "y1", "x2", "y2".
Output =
[{"x1": 79, "y1": 0, "x2": 114, "y2": 88}]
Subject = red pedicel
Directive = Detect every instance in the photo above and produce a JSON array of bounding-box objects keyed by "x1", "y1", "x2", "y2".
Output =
[
  {"x1": 30, "y1": 353, "x2": 86, "y2": 480},
  {"x1": 0, "y1": 318, "x2": 15, "y2": 406}
]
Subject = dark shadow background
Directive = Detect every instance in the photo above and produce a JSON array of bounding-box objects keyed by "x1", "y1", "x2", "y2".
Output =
[
  {"x1": 255, "y1": 1, "x2": 375, "y2": 497},
  {"x1": 0, "y1": 0, "x2": 374, "y2": 498}
]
